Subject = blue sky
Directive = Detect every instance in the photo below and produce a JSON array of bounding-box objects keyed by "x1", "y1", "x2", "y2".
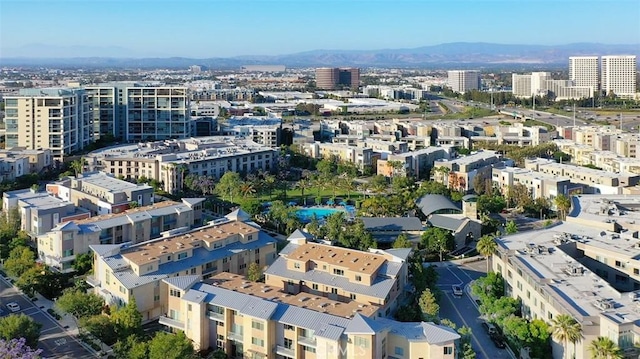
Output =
[{"x1": 1, "y1": 0, "x2": 639, "y2": 57}]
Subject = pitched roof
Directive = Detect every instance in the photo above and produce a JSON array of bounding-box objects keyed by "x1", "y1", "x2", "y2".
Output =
[
  {"x1": 415, "y1": 194, "x2": 461, "y2": 216},
  {"x1": 379, "y1": 318, "x2": 460, "y2": 344},
  {"x1": 359, "y1": 217, "x2": 423, "y2": 232},
  {"x1": 163, "y1": 275, "x2": 200, "y2": 291},
  {"x1": 428, "y1": 214, "x2": 467, "y2": 232},
  {"x1": 287, "y1": 229, "x2": 314, "y2": 242},
  {"x1": 181, "y1": 198, "x2": 206, "y2": 206},
  {"x1": 383, "y1": 248, "x2": 413, "y2": 261},
  {"x1": 226, "y1": 208, "x2": 251, "y2": 222},
  {"x1": 344, "y1": 313, "x2": 383, "y2": 334}
]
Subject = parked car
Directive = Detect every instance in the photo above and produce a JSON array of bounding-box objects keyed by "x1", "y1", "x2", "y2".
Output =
[
  {"x1": 482, "y1": 321, "x2": 498, "y2": 336},
  {"x1": 491, "y1": 335, "x2": 507, "y2": 349},
  {"x1": 6, "y1": 302, "x2": 20, "y2": 312},
  {"x1": 452, "y1": 285, "x2": 463, "y2": 297}
]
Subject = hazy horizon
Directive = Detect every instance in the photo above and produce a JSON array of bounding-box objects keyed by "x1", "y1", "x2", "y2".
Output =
[{"x1": 1, "y1": 0, "x2": 639, "y2": 58}]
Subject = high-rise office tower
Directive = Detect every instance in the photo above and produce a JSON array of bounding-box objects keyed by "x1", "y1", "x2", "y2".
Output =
[
  {"x1": 447, "y1": 70, "x2": 480, "y2": 93},
  {"x1": 315, "y1": 68, "x2": 360, "y2": 90},
  {"x1": 3, "y1": 88, "x2": 92, "y2": 160},
  {"x1": 569, "y1": 56, "x2": 600, "y2": 92},
  {"x1": 601, "y1": 55, "x2": 637, "y2": 98}
]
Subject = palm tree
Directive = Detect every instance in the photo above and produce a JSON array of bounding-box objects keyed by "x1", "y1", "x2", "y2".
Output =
[
  {"x1": 70, "y1": 157, "x2": 86, "y2": 177},
  {"x1": 551, "y1": 314, "x2": 582, "y2": 359},
  {"x1": 476, "y1": 235, "x2": 498, "y2": 273},
  {"x1": 239, "y1": 181, "x2": 256, "y2": 198},
  {"x1": 263, "y1": 174, "x2": 276, "y2": 200},
  {"x1": 588, "y1": 336, "x2": 622, "y2": 359},
  {"x1": 555, "y1": 194, "x2": 572, "y2": 220},
  {"x1": 296, "y1": 178, "x2": 311, "y2": 206}
]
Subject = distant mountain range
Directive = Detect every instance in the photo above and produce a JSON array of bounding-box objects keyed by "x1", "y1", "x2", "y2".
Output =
[{"x1": 1, "y1": 42, "x2": 639, "y2": 68}]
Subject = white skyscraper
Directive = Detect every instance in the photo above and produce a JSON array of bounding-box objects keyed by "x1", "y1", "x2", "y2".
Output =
[
  {"x1": 512, "y1": 74, "x2": 532, "y2": 98},
  {"x1": 601, "y1": 55, "x2": 637, "y2": 98},
  {"x1": 569, "y1": 56, "x2": 599, "y2": 92},
  {"x1": 447, "y1": 70, "x2": 480, "y2": 93}
]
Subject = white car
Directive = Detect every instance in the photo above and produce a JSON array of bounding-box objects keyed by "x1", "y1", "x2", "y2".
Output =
[
  {"x1": 452, "y1": 285, "x2": 463, "y2": 297},
  {"x1": 6, "y1": 302, "x2": 20, "y2": 312}
]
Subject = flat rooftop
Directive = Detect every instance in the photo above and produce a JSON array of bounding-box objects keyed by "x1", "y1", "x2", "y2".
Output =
[
  {"x1": 287, "y1": 243, "x2": 386, "y2": 275},
  {"x1": 208, "y1": 272, "x2": 379, "y2": 318},
  {"x1": 76, "y1": 172, "x2": 152, "y2": 193}
]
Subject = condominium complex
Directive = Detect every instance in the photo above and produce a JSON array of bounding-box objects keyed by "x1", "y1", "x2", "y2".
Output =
[
  {"x1": 432, "y1": 150, "x2": 505, "y2": 192},
  {"x1": 37, "y1": 199, "x2": 202, "y2": 272},
  {"x1": 306, "y1": 142, "x2": 373, "y2": 170},
  {"x1": 492, "y1": 166, "x2": 575, "y2": 200},
  {"x1": 447, "y1": 70, "x2": 480, "y2": 93},
  {"x1": 378, "y1": 147, "x2": 451, "y2": 179},
  {"x1": 3, "y1": 88, "x2": 92, "y2": 160},
  {"x1": 315, "y1": 68, "x2": 360, "y2": 90},
  {"x1": 88, "y1": 210, "x2": 278, "y2": 321},
  {"x1": 601, "y1": 55, "x2": 637, "y2": 98},
  {"x1": 46, "y1": 171, "x2": 154, "y2": 216},
  {"x1": 160, "y1": 273, "x2": 460, "y2": 358},
  {"x1": 491, "y1": 195, "x2": 640, "y2": 358},
  {"x1": 85, "y1": 83, "x2": 191, "y2": 141},
  {"x1": 0, "y1": 148, "x2": 52, "y2": 177},
  {"x1": 569, "y1": 56, "x2": 600, "y2": 91},
  {"x1": 264, "y1": 240, "x2": 411, "y2": 318},
  {"x1": 512, "y1": 72, "x2": 593, "y2": 100},
  {"x1": 220, "y1": 117, "x2": 283, "y2": 148},
  {"x1": 86, "y1": 136, "x2": 277, "y2": 194}
]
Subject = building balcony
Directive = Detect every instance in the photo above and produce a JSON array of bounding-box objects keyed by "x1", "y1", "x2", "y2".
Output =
[
  {"x1": 85, "y1": 275, "x2": 101, "y2": 288},
  {"x1": 207, "y1": 310, "x2": 224, "y2": 322},
  {"x1": 298, "y1": 336, "x2": 316, "y2": 347},
  {"x1": 275, "y1": 345, "x2": 295, "y2": 358},
  {"x1": 227, "y1": 331, "x2": 243, "y2": 342},
  {"x1": 159, "y1": 315, "x2": 185, "y2": 330}
]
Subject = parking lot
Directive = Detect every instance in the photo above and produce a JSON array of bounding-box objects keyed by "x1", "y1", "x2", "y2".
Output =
[{"x1": 0, "y1": 277, "x2": 94, "y2": 358}]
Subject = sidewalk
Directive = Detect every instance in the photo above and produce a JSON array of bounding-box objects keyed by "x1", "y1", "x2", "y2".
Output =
[{"x1": 32, "y1": 292, "x2": 80, "y2": 336}]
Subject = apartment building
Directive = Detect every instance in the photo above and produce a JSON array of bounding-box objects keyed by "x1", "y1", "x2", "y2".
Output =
[
  {"x1": 432, "y1": 151, "x2": 505, "y2": 192},
  {"x1": 306, "y1": 142, "x2": 373, "y2": 170},
  {"x1": 264, "y1": 240, "x2": 410, "y2": 318},
  {"x1": 37, "y1": 199, "x2": 202, "y2": 272},
  {"x1": 159, "y1": 272, "x2": 460, "y2": 358},
  {"x1": 84, "y1": 83, "x2": 191, "y2": 141},
  {"x1": 3, "y1": 88, "x2": 92, "y2": 160},
  {"x1": 491, "y1": 195, "x2": 640, "y2": 358},
  {"x1": 86, "y1": 136, "x2": 277, "y2": 194},
  {"x1": 3, "y1": 188, "x2": 91, "y2": 237},
  {"x1": 0, "y1": 148, "x2": 52, "y2": 175},
  {"x1": 601, "y1": 55, "x2": 637, "y2": 98},
  {"x1": 492, "y1": 166, "x2": 574, "y2": 200},
  {"x1": 88, "y1": 210, "x2": 278, "y2": 321},
  {"x1": 447, "y1": 70, "x2": 480, "y2": 93},
  {"x1": 379, "y1": 147, "x2": 451, "y2": 179},
  {"x1": 191, "y1": 88, "x2": 255, "y2": 102},
  {"x1": 570, "y1": 56, "x2": 600, "y2": 91},
  {"x1": 524, "y1": 158, "x2": 640, "y2": 194},
  {"x1": 0, "y1": 154, "x2": 28, "y2": 183},
  {"x1": 220, "y1": 117, "x2": 283, "y2": 148},
  {"x1": 46, "y1": 171, "x2": 154, "y2": 216},
  {"x1": 512, "y1": 74, "x2": 532, "y2": 98}
]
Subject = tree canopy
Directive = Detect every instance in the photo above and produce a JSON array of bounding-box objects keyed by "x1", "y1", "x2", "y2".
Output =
[
  {"x1": 0, "y1": 314, "x2": 42, "y2": 348},
  {"x1": 56, "y1": 289, "x2": 104, "y2": 319}
]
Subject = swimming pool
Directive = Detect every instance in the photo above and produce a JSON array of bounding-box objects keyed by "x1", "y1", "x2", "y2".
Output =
[{"x1": 296, "y1": 207, "x2": 345, "y2": 223}]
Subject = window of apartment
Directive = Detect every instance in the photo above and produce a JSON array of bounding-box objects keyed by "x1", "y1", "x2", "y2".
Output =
[
  {"x1": 177, "y1": 252, "x2": 187, "y2": 260},
  {"x1": 302, "y1": 346, "x2": 315, "y2": 353},
  {"x1": 169, "y1": 289, "x2": 181, "y2": 298},
  {"x1": 312, "y1": 284, "x2": 318, "y2": 290},
  {"x1": 119, "y1": 286, "x2": 126, "y2": 294},
  {"x1": 635, "y1": 268, "x2": 639, "y2": 275},
  {"x1": 394, "y1": 347, "x2": 404, "y2": 356},
  {"x1": 331, "y1": 288, "x2": 338, "y2": 294},
  {"x1": 355, "y1": 275, "x2": 362, "y2": 282},
  {"x1": 350, "y1": 294, "x2": 357, "y2": 300},
  {"x1": 63, "y1": 249, "x2": 73, "y2": 257},
  {"x1": 251, "y1": 337, "x2": 264, "y2": 347},
  {"x1": 294, "y1": 263, "x2": 301, "y2": 269},
  {"x1": 167, "y1": 255, "x2": 172, "y2": 261},
  {"x1": 284, "y1": 324, "x2": 294, "y2": 331},
  {"x1": 240, "y1": 263, "x2": 247, "y2": 269},
  {"x1": 190, "y1": 268, "x2": 196, "y2": 275},
  {"x1": 248, "y1": 235, "x2": 253, "y2": 241},
  {"x1": 154, "y1": 294, "x2": 160, "y2": 302},
  {"x1": 283, "y1": 338, "x2": 293, "y2": 349},
  {"x1": 354, "y1": 336, "x2": 369, "y2": 348},
  {"x1": 444, "y1": 347, "x2": 453, "y2": 355},
  {"x1": 105, "y1": 272, "x2": 111, "y2": 285},
  {"x1": 147, "y1": 265, "x2": 154, "y2": 272},
  {"x1": 251, "y1": 320, "x2": 264, "y2": 331},
  {"x1": 333, "y1": 269, "x2": 344, "y2": 276}
]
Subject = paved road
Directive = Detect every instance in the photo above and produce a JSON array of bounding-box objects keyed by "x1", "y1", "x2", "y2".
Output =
[
  {"x1": 435, "y1": 260, "x2": 513, "y2": 359},
  {"x1": 0, "y1": 277, "x2": 95, "y2": 359}
]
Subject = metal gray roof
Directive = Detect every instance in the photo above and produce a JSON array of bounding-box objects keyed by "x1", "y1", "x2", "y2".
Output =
[
  {"x1": 378, "y1": 261, "x2": 403, "y2": 277},
  {"x1": 428, "y1": 214, "x2": 466, "y2": 232},
  {"x1": 163, "y1": 275, "x2": 200, "y2": 291},
  {"x1": 287, "y1": 229, "x2": 314, "y2": 242},
  {"x1": 415, "y1": 195, "x2": 461, "y2": 216},
  {"x1": 192, "y1": 282, "x2": 279, "y2": 320},
  {"x1": 272, "y1": 302, "x2": 351, "y2": 337},
  {"x1": 182, "y1": 289, "x2": 209, "y2": 304},
  {"x1": 315, "y1": 323, "x2": 346, "y2": 341},
  {"x1": 225, "y1": 208, "x2": 251, "y2": 222},
  {"x1": 359, "y1": 217, "x2": 423, "y2": 232},
  {"x1": 264, "y1": 257, "x2": 395, "y2": 299},
  {"x1": 181, "y1": 198, "x2": 205, "y2": 207},
  {"x1": 383, "y1": 248, "x2": 412, "y2": 261},
  {"x1": 344, "y1": 313, "x2": 382, "y2": 334},
  {"x1": 278, "y1": 242, "x2": 300, "y2": 256},
  {"x1": 379, "y1": 318, "x2": 460, "y2": 344},
  {"x1": 89, "y1": 244, "x2": 122, "y2": 257}
]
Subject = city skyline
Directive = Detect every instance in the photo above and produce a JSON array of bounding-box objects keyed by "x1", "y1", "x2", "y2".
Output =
[{"x1": 1, "y1": 0, "x2": 639, "y2": 58}]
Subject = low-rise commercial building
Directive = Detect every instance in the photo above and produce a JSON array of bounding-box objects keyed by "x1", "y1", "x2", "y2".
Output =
[
  {"x1": 37, "y1": 199, "x2": 202, "y2": 272},
  {"x1": 88, "y1": 210, "x2": 278, "y2": 321},
  {"x1": 46, "y1": 171, "x2": 154, "y2": 216}
]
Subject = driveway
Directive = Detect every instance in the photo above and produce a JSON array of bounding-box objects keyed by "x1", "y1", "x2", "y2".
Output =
[
  {"x1": 0, "y1": 277, "x2": 95, "y2": 358},
  {"x1": 435, "y1": 262, "x2": 513, "y2": 359}
]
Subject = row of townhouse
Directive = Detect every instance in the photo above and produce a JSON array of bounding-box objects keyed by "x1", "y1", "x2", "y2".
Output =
[
  {"x1": 87, "y1": 209, "x2": 278, "y2": 322},
  {"x1": 86, "y1": 136, "x2": 277, "y2": 194},
  {"x1": 491, "y1": 194, "x2": 640, "y2": 359},
  {"x1": 37, "y1": 198, "x2": 202, "y2": 272},
  {"x1": 524, "y1": 158, "x2": 640, "y2": 194}
]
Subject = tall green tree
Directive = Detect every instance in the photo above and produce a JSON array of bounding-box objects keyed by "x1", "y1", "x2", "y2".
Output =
[
  {"x1": 555, "y1": 194, "x2": 572, "y2": 220},
  {"x1": 476, "y1": 235, "x2": 498, "y2": 272},
  {"x1": 247, "y1": 262, "x2": 262, "y2": 282},
  {"x1": 392, "y1": 233, "x2": 413, "y2": 249},
  {"x1": 79, "y1": 315, "x2": 118, "y2": 345},
  {"x1": 215, "y1": 172, "x2": 241, "y2": 202},
  {"x1": 113, "y1": 335, "x2": 148, "y2": 359},
  {"x1": 112, "y1": 297, "x2": 142, "y2": 339},
  {"x1": 4, "y1": 246, "x2": 35, "y2": 277},
  {"x1": 421, "y1": 227, "x2": 454, "y2": 261},
  {"x1": 588, "y1": 336, "x2": 623, "y2": 359},
  {"x1": 148, "y1": 331, "x2": 196, "y2": 359},
  {"x1": 72, "y1": 252, "x2": 93, "y2": 274},
  {"x1": 418, "y1": 288, "x2": 439, "y2": 322},
  {"x1": 56, "y1": 289, "x2": 104, "y2": 319},
  {"x1": 70, "y1": 157, "x2": 86, "y2": 177},
  {"x1": 551, "y1": 314, "x2": 582, "y2": 359},
  {"x1": 0, "y1": 314, "x2": 42, "y2": 348}
]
